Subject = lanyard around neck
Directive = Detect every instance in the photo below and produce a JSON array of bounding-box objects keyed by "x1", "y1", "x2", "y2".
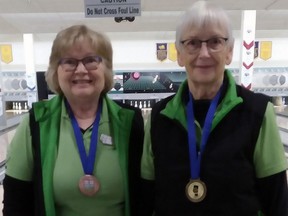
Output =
[
  {"x1": 66, "y1": 100, "x2": 102, "y2": 175},
  {"x1": 186, "y1": 87, "x2": 222, "y2": 179}
]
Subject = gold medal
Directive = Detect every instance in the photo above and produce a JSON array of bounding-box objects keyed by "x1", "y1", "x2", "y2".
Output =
[
  {"x1": 79, "y1": 175, "x2": 100, "y2": 196},
  {"x1": 185, "y1": 179, "x2": 207, "y2": 202}
]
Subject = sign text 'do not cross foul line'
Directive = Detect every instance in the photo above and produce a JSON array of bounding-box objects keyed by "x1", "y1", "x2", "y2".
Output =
[{"x1": 84, "y1": 0, "x2": 141, "y2": 18}]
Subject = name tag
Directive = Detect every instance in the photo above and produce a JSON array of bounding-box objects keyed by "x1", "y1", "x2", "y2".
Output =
[{"x1": 100, "y1": 134, "x2": 113, "y2": 145}]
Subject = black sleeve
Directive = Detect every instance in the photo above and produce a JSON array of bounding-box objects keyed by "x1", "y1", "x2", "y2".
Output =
[
  {"x1": 256, "y1": 171, "x2": 288, "y2": 216},
  {"x1": 2, "y1": 175, "x2": 34, "y2": 216}
]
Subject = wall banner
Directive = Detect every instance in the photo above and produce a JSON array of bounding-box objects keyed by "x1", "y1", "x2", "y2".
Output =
[
  {"x1": 156, "y1": 43, "x2": 167, "y2": 62},
  {"x1": 0, "y1": 44, "x2": 13, "y2": 64},
  {"x1": 168, "y1": 43, "x2": 177, "y2": 62},
  {"x1": 260, "y1": 41, "x2": 272, "y2": 61},
  {"x1": 254, "y1": 41, "x2": 259, "y2": 59}
]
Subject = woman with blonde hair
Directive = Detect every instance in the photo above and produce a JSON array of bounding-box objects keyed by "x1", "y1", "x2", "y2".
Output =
[{"x1": 3, "y1": 25, "x2": 144, "y2": 216}]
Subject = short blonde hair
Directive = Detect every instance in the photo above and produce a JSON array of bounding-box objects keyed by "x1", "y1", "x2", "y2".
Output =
[
  {"x1": 175, "y1": 1, "x2": 234, "y2": 50},
  {"x1": 45, "y1": 24, "x2": 113, "y2": 95}
]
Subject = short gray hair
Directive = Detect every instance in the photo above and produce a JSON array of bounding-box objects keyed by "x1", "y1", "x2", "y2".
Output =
[{"x1": 175, "y1": 1, "x2": 234, "y2": 50}]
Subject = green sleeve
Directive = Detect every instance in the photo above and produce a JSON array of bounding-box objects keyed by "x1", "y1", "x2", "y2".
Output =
[
  {"x1": 5, "y1": 114, "x2": 34, "y2": 181},
  {"x1": 141, "y1": 115, "x2": 155, "y2": 180},
  {"x1": 254, "y1": 102, "x2": 288, "y2": 178}
]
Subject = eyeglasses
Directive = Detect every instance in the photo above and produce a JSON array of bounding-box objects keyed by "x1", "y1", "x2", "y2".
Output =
[
  {"x1": 58, "y1": 56, "x2": 103, "y2": 72},
  {"x1": 180, "y1": 37, "x2": 228, "y2": 54}
]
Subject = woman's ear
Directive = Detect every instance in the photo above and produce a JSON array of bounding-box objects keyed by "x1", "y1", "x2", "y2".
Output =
[
  {"x1": 177, "y1": 50, "x2": 185, "y2": 67},
  {"x1": 225, "y1": 46, "x2": 233, "y2": 65}
]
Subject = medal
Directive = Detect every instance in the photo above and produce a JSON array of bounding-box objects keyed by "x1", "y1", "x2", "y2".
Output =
[
  {"x1": 186, "y1": 179, "x2": 207, "y2": 202},
  {"x1": 79, "y1": 175, "x2": 100, "y2": 196},
  {"x1": 186, "y1": 87, "x2": 222, "y2": 203},
  {"x1": 67, "y1": 100, "x2": 103, "y2": 197}
]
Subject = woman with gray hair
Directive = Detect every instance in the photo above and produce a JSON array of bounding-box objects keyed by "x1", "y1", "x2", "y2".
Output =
[
  {"x1": 141, "y1": 1, "x2": 287, "y2": 216},
  {"x1": 3, "y1": 25, "x2": 144, "y2": 216}
]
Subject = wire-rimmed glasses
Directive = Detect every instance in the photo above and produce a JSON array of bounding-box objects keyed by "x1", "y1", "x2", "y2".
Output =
[
  {"x1": 180, "y1": 37, "x2": 228, "y2": 54},
  {"x1": 58, "y1": 56, "x2": 103, "y2": 72}
]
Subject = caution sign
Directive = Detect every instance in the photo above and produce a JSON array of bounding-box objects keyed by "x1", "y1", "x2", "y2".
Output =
[{"x1": 85, "y1": 0, "x2": 141, "y2": 18}]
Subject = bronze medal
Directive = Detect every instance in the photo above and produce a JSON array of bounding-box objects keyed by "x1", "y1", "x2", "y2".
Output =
[
  {"x1": 79, "y1": 175, "x2": 100, "y2": 196},
  {"x1": 185, "y1": 179, "x2": 207, "y2": 202}
]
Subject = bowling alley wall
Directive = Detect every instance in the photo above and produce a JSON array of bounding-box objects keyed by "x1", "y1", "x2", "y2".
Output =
[{"x1": 1, "y1": 36, "x2": 288, "y2": 112}]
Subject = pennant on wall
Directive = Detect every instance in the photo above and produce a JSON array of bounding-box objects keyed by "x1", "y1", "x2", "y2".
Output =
[
  {"x1": 254, "y1": 41, "x2": 259, "y2": 59},
  {"x1": 156, "y1": 43, "x2": 167, "y2": 62},
  {"x1": 168, "y1": 43, "x2": 177, "y2": 62},
  {"x1": 0, "y1": 44, "x2": 13, "y2": 64},
  {"x1": 260, "y1": 41, "x2": 272, "y2": 61}
]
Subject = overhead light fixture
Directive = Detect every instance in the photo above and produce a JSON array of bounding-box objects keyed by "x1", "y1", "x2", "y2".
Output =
[
  {"x1": 126, "y1": 17, "x2": 135, "y2": 22},
  {"x1": 114, "y1": 17, "x2": 135, "y2": 23}
]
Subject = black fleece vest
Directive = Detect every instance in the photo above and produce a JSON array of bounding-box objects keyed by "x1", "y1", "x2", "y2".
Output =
[{"x1": 150, "y1": 86, "x2": 270, "y2": 216}]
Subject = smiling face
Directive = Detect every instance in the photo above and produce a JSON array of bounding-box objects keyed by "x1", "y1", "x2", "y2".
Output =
[
  {"x1": 57, "y1": 38, "x2": 106, "y2": 101},
  {"x1": 46, "y1": 25, "x2": 114, "y2": 99},
  {"x1": 177, "y1": 23, "x2": 233, "y2": 88}
]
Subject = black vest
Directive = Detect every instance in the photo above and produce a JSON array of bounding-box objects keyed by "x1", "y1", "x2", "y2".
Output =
[{"x1": 150, "y1": 85, "x2": 269, "y2": 216}]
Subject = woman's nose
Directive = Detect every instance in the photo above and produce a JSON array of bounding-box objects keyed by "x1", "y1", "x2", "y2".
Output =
[
  {"x1": 198, "y1": 42, "x2": 210, "y2": 57},
  {"x1": 74, "y1": 61, "x2": 88, "y2": 73}
]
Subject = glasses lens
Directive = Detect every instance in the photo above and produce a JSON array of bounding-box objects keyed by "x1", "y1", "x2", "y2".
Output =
[
  {"x1": 184, "y1": 39, "x2": 201, "y2": 53},
  {"x1": 82, "y1": 56, "x2": 102, "y2": 70},
  {"x1": 59, "y1": 58, "x2": 78, "y2": 71},
  {"x1": 207, "y1": 38, "x2": 226, "y2": 52}
]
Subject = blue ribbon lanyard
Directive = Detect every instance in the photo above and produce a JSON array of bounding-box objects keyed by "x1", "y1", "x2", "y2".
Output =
[
  {"x1": 186, "y1": 88, "x2": 222, "y2": 180},
  {"x1": 66, "y1": 101, "x2": 102, "y2": 175}
]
